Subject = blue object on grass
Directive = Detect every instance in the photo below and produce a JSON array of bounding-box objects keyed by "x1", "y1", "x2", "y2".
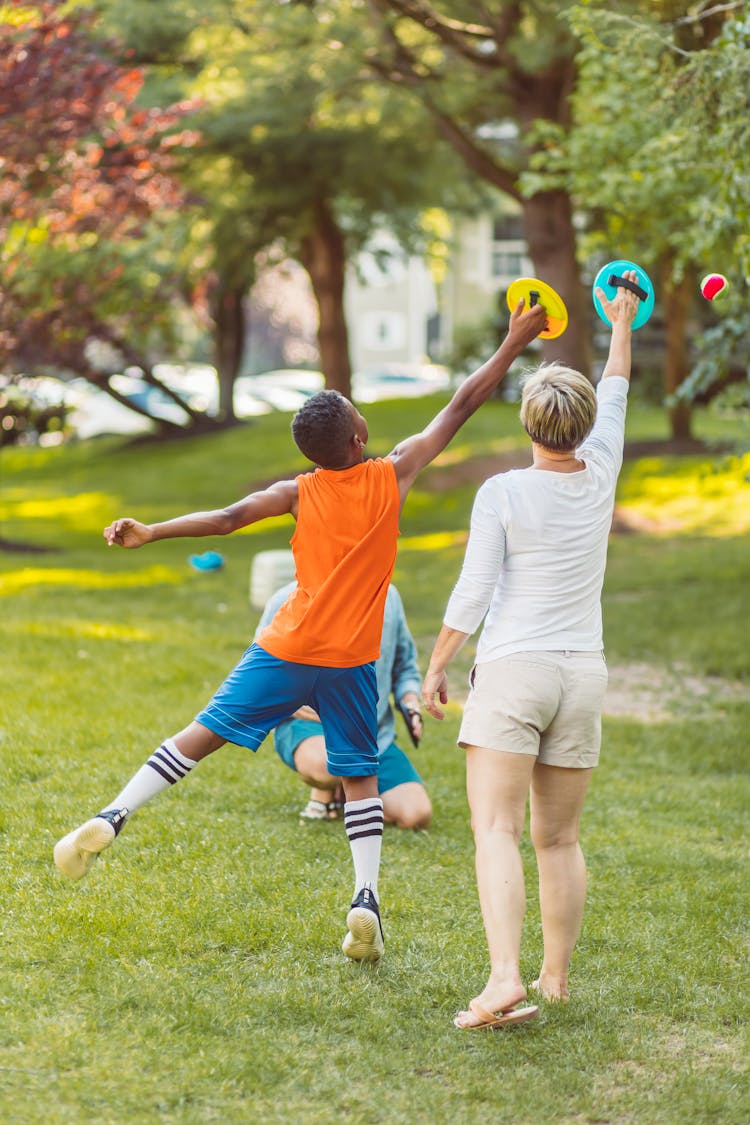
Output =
[{"x1": 189, "y1": 551, "x2": 224, "y2": 571}]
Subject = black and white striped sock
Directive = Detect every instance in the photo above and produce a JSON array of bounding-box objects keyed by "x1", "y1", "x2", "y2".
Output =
[
  {"x1": 101, "y1": 738, "x2": 197, "y2": 817},
  {"x1": 344, "y1": 796, "x2": 384, "y2": 901}
]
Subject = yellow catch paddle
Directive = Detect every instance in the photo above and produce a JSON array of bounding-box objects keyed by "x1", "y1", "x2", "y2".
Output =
[{"x1": 506, "y1": 278, "x2": 568, "y2": 340}]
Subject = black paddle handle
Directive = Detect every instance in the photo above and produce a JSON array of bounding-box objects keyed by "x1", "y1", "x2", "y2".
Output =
[{"x1": 608, "y1": 273, "x2": 648, "y2": 302}]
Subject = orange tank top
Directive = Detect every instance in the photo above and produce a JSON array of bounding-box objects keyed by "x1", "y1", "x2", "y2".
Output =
[{"x1": 256, "y1": 457, "x2": 401, "y2": 667}]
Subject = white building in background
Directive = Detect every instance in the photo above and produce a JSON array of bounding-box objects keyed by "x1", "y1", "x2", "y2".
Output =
[
  {"x1": 440, "y1": 209, "x2": 532, "y2": 355},
  {"x1": 345, "y1": 207, "x2": 532, "y2": 372},
  {"x1": 344, "y1": 231, "x2": 439, "y2": 374},
  {"x1": 242, "y1": 206, "x2": 532, "y2": 378}
]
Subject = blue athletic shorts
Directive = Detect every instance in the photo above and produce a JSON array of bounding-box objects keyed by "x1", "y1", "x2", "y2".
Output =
[
  {"x1": 195, "y1": 643, "x2": 379, "y2": 777},
  {"x1": 273, "y1": 719, "x2": 422, "y2": 794}
]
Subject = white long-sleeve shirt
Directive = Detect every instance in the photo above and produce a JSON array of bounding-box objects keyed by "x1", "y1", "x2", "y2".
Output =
[{"x1": 444, "y1": 376, "x2": 629, "y2": 660}]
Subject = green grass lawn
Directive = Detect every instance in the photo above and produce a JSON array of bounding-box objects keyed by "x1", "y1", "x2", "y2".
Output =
[{"x1": 1, "y1": 398, "x2": 748, "y2": 1124}]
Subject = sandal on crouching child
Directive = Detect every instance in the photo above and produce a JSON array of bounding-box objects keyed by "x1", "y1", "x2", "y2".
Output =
[{"x1": 300, "y1": 798, "x2": 342, "y2": 821}]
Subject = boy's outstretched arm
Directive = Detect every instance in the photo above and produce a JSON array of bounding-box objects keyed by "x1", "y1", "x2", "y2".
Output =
[
  {"x1": 387, "y1": 299, "x2": 545, "y2": 499},
  {"x1": 103, "y1": 478, "x2": 299, "y2": 548}
]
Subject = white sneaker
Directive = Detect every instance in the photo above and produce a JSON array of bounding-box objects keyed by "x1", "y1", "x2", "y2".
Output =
[
  {"x1": 53, "y1": 808, "x2": 128, "y2": 880},
  {"x1": 342, "y1": 887, "x2": 385, "y2": 963}
]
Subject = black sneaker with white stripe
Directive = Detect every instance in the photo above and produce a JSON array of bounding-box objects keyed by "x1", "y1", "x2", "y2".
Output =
[
  {"x1": 342, "y1": 886, "x2": 385, "y2": 963},
  {"x1": 53, "y1": 807, "x2": 129, "y2": 880}
]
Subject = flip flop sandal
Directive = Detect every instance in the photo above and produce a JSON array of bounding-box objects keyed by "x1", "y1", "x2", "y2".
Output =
[
  {"x1": 454, "y1": 999, "x2": 539, "y2": 1030},
  {"x1": 299, "y1": 799, "x2": 342, "y2": 821}
]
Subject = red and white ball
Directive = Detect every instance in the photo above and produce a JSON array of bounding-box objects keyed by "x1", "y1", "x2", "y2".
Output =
[{"x1": 700, "y1": 273, "x2": 729, "y2": 301}]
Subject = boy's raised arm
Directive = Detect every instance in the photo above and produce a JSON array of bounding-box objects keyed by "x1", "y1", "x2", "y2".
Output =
[
  {"x1": 387, "y1": 300, "x2": 545, "y2": 499},
  {"x1": 104, "y1": 478, "x2": 299, "y2": 548}
]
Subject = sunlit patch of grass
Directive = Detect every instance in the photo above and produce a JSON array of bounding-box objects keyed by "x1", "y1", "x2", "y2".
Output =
[
  {"x1": 5, "y1": 618, "x2": 155, "y2": 642},
  {"x1": 432, "y1": 434, "x2": 526, "y2": 467},
  {"x1": 0, "y1": 565, "x2": 185, "y2": 595},
  {"x1": 234, "y1": 515, "x2": 293, "y2": 537},
  {"x1": 617, "y1": 452, "x2": 750, "y2": 536},
  {"x1": 0, "y1": 490, "x2": 119, "y2": 531},
  {"x1": 399, "y1": 530, "x2": 468, "y2": 551}
]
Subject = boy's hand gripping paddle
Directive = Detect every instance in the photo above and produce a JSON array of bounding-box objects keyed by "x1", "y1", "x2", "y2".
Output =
[{"x1": 506, "y1": 277, "x2": 568, "y2": 340}]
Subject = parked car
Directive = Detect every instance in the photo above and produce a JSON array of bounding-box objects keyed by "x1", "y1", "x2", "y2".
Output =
[
  {"x1": 352, "y1": 363, "x2": 451, "y2": 403},
  {"x1": 234, "y1": 369, "x2": 324, "y2": 415},
  {"x1": 235, "y1": 364, "x2": 452, "y2": 414},
  {"x1": 0, "y1": 375, "x2": 71, "y2": 446},
  {"x1": 70, "y1": 367, "x2": 219, "y2": 438},
  {"x1": 108, "y1": 374, "x2": 192, "y2": 425},
  {"x1": 66, "y1": 379, "x2": 154, "y2": 439},
  {"x1": 152, "y1": 364, "x2": 220, "y2": 417}
]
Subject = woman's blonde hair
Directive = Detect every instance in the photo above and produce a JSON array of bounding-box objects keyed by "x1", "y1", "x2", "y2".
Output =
[{"x1": 519, "y1": 363, "x2": 598, "y2": 452}]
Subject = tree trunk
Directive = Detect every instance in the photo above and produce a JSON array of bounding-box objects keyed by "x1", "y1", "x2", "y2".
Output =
[
  {"x1": 213, "y1": 282, "x2": 245, "y2": 422},
  {"x1": 299, "y1": 198, "x2": 352, "y2": 399},
  {"x1": 520, "y1": 189, "x2": 591, "y2": 378},
  {"x1": 662, "y1": 263, "x2": 693, "y2": 442},
  {"x1": 431, "y1": 69, "x2": 589, "y2": 376}
]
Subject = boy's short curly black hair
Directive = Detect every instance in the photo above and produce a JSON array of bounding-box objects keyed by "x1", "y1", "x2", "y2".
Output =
[{"x1": 291, "y1": 390, "x2": 357, "y2": 468}]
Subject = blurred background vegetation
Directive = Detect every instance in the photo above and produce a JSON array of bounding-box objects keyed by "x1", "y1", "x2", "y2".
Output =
[{"x1": 1, "y1": 1, "x2": 748, "y2": 449}]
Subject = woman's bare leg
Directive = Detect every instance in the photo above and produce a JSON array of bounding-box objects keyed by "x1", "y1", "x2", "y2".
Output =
[
  {"x1": 455, "y1": 746, "x2": 535, "y2": 1027},
  {"x1": 530, "y1": 762, "x2": 592, "y2": 1001}
]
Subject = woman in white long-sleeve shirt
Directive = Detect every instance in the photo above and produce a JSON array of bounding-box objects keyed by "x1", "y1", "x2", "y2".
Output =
[{"x1": 423, "y1": 277, "x2": 640, "y2": 1029}]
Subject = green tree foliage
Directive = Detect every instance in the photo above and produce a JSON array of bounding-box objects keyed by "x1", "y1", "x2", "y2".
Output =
[
  {"x1": 363, "y1": 0, "x2": 592, "y2": 373},
  {"x1": 366, "y1": 1, "x2": 750, "y2": 433},
  {"x1": 555, "y1": 2, "x2": 749, "y2": 271},
  {"x1": 533, "y1": 1, "x2": 750, "y2": 435},
  {"x1": 98, "y1": 0, "x2": 473, "y2": 403},
  {"x1": 0, "y1": 1, "x2": 210, "y2": 431}
]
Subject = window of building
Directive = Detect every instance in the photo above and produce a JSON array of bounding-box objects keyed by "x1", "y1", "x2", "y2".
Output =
[
  {"x1": 492, "y1": 214, "x2": 524, "y2": 241},
  {"x1": 362, "y1": 310, "x2": 407, "y2": 351},
  {"x1": 491, "y1": 248, "x2": 524, "y2": 278}
]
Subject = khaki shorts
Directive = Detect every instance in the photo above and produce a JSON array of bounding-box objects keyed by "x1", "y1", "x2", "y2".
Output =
[{"x1": 458, "y1": 651, "x2": 608, "y2": 768}]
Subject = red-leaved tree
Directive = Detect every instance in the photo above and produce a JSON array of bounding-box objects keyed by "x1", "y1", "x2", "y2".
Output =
[{"x1": 0, "y1": 1, "x2": 206, "y2": 430}]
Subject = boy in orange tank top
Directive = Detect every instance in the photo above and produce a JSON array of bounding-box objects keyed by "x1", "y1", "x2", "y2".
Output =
[{"x1": 53, "y1": 298, "x2": 545, "y2": 965}]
